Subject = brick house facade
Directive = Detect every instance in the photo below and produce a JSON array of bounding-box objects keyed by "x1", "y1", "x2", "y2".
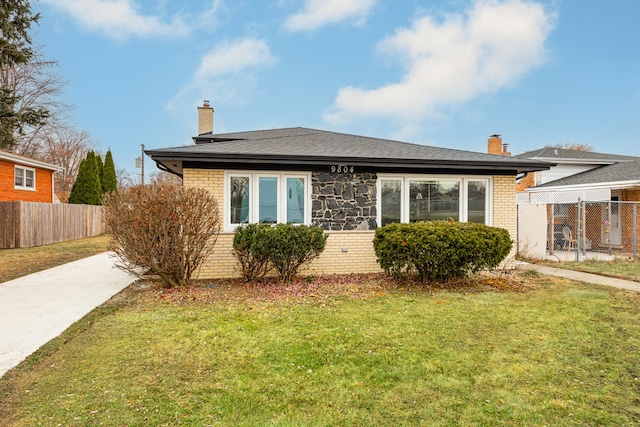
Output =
[
  {"x1": 146, "y1": 103, "x2": 549, "y2": 279},
  {"x1": 0, "y1": 150, "x2": 62, "y2": 203}
]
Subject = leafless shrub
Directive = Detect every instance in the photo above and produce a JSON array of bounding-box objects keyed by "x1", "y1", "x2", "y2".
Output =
[{"x1": 103, "y1": 184, "x2": 220, "y2": 288}]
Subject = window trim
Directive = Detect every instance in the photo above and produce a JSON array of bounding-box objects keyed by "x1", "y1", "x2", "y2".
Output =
[
  {"x1": 14, "y1": 165, "x2": 36, "y2": 191},
  {"x1": 378, "y1": 174, "x2": 493, "y2": 226},
  {"x1": 224, "y1": 171, "x2": 311, "y2": 231}
]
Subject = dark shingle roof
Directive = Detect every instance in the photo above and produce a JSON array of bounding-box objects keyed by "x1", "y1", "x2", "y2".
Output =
[
  {"x1": 535, "y1": 160, "x2": 640, "y2": 188},
  {"x1": 147, "y1": 127, "x2": 551, "y2": 176},
  {"x1": 515, "y1": 146, "x2": 640, "y2": 162}
]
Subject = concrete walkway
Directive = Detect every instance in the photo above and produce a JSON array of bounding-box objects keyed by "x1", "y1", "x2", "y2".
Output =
[
  {"x1": 0, "y1": 252, "x2": 136, "y2": 378},
  {"x1": 523, "y1": 263, "x2": 640, "y2": 292}
]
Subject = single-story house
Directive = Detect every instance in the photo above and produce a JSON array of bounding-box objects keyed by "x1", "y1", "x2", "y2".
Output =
[
  {"x1": 146, "y1": 102, "x2": 551, "y2": 279},
  {"x1": 0, "y1": 150, "x2": 63, "y2": 203}
]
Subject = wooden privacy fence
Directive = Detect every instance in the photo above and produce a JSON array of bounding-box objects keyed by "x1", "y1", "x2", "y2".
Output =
[{"x1": 0, "y1": 201, "x2": 105, "y2": 248}]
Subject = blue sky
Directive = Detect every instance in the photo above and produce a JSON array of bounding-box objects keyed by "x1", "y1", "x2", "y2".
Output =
[{"x1": 33, "y1": 0, "x2": 640, "y2": 177}]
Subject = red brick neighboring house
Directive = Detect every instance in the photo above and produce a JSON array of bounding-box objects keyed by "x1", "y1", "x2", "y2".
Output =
[{"x1": 0, "y1": 150, "x2": 62, "y2": 203}]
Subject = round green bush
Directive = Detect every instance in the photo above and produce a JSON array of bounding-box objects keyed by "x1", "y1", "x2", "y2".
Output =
[{"x1": 373, "y1": 221, "x2": 512, "y2": 282}]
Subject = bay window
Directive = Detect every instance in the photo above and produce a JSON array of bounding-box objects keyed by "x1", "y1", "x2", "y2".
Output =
[
  {"x1": 379, "y1": 175, "x2": 491, "y2": 225},
  {"x1": 226, "y1": 172, "x2": 309, "y2": 229}
]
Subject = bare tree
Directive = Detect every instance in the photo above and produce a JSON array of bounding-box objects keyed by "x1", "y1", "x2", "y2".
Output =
[
  {"x1": 38, "y1": 128, "x2": 95, "y2": 202},
  {"x1": 148, "y1": 169, "x2": 183, "y2": 186},
  {"x1": 549, "y1": 142, "x2": 594, "y2": 152},
  {"x1": 116, "y1": 168, "x2": 138, "y2": 190},
  {"x1": 1, "y1": 48, "x2": 69, "y2": 156}
]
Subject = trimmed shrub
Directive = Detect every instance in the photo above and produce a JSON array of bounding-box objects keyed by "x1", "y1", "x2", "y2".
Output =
[
  {"x1": 232, "y1": 223, "x2": 328, "y2": 283},
  {"x1": 269, "y1": 224, "x2": 328, "y2": 283},
  {"x1": 232, "y1": 223, "x2": 273, "y2": 282},
  {"x1": 373, "y1": 221, "x2": 512, "y2": 282}
]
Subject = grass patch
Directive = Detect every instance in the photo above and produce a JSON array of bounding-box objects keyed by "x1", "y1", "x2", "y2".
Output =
[
  {"x1": 1, "y1": 274, "x2": 640, "y2": 426},
  {"x1": 536, "y1": 258, "x2": 640, "y2": 283},
  {"x1": 0, "y1": 235, "x2": 110, "y2": 283}
]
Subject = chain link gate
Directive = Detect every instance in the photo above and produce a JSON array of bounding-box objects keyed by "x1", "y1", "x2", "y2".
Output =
[{"x1": 545, "y1": 200, "x2": 638, "y2": 261}]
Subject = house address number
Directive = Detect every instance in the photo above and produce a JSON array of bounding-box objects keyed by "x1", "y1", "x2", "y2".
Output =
[{"x1": 331, "y1": 165, "x2": 354, "y2": 173}]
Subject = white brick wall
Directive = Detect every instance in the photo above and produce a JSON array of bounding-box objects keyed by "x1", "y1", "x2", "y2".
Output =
[{"x1": 185, "y1": 168, "x2": 518, "y2": 278}]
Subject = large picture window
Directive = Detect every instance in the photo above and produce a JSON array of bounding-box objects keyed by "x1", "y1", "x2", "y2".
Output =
[
  {"x1": 15, "y1": 166, "x2": 35, "y2": 190},
  {"x1": 379, "y1": 176, "x2": 491, "y2": 225},
  {"x1": 409, "y1": 179, "x2": 460, "y2": 222},
  {"x1": 226, "y1": 172, "x2": 310, "y2": 229}
]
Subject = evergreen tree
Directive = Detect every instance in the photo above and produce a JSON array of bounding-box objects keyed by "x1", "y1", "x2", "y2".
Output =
[
  {"x1": 95, "y1": 152, "x2": 103, "y2": 191},
  {"x1": 102, "y1": 149, "x2": 118, "y2": 193},
  {"x1": 0, "y1": 0, "x2": 49, "y2": 150},
  {"x1": 68, "y1": 151, "x2": 102, "y2": 205}
]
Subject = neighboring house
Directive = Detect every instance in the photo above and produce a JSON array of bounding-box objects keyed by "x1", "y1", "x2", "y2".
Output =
[
  {"x1": 514, "y1": 146, "x2": 640, "y2": 202},
  {"x1": 145, "y1": 102, "x2": 551, "y2": 279},
  {"x1": 513, "y1": 145, "x2": 640, "y2": 254},
  {"x1": 0, "y1": 150, "x2": 62, "y2": 203}
]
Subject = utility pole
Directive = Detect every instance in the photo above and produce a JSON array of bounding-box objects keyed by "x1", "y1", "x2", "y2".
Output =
[{"x1": 135, "y1": 144, "x2": 145, "y2": 186}]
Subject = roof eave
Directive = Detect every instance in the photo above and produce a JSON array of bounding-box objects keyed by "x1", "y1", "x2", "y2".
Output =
[
  {"x1": 528, "y1": 157, "x2": 620, "y2": 165},
  {"x1": 0, "y1": 151, "x2": 63, "y2": 172},
  {"x1": 146, "y1": 151, "x2": 553, "y2": 175}
]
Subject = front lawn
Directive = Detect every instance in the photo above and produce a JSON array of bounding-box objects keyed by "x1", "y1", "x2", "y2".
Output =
[
  {"x1": 536, "y1": 258, "x2": 640, "y2": 283},
  {"x1": 1, "y1": 275, "x2": 640, "y2": 426},
  {"x1": 0, "y1": 235, "x2": 110, "y2": 283}
]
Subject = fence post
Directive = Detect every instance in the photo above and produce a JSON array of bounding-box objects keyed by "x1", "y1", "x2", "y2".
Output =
[
  {"x1": 582, "y1": 200, "x2": 587, "y2": 257},
  {"x1": 608, "y1": 201, "x2": 613, "y2": 255},
  {"x1": 576, "y1": 199, "x2": 581, "y2": 262},
  {"x1": 634, "y1": 203, "x2": 637, "y2": 261},
  {"x1": 549, "y1": 203, "x2": 554, "y2": 255}
]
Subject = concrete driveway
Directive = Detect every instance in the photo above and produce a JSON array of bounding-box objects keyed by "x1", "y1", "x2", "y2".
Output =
[{"x1": 0, "y1": 252, "x2": 137, "y2": 377}]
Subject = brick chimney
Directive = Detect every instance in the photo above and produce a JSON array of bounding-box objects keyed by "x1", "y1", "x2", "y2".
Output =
[
  {"x1": 197, "y1": 100, "x2": 214, "y2": 135},
  {"x1": 487, "y1": 134, "x2": 511, "y2": 156}
]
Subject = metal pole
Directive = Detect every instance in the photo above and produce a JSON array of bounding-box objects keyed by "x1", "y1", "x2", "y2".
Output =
[
  {"x1": 582, "y1": 200, "x2": 587, "y2": 257},
  {"x1": 608, "y1": 201, "x2": 612, "y2": 255},
  {"x1": 576, "y1": 199, "x2": 581, "y2": 262},
  {"x1": 633, "y1": 203, "x2": 637, "y2": 260},
  {"x1": 547, "y1": 203, "x2": 556, "y2": 255},
  {"x1": 141, "y1": 144, "x2": 145, "y2": 186}
]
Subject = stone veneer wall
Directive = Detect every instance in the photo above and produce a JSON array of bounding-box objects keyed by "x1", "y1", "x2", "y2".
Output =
[{"x1": 312, "y1": 171, "x2": 377, "y2": 231}]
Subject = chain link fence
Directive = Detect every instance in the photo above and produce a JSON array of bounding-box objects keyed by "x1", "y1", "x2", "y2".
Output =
[{"x1": 518, "y1": 201, "x2": 639, "y2": 261}]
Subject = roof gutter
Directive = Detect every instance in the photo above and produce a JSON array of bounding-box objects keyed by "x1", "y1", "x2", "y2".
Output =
[
  {"x1": 528, "y1": 179, "x2": 640, "y2": 192},
  {"x1": 146, "y1": 152, "x2": 553, "y2": 174}
]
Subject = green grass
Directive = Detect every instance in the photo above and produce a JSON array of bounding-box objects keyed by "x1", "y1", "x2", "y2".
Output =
[
  {"x1": 0, "y1": 235, "x2": 110, "y2": 283},
  {"x1": 1, "y1": 277, "x2": 640, "y2": 426},
  {"x1": 537, "y1": 258, "x2": 640, "y2": 283}
]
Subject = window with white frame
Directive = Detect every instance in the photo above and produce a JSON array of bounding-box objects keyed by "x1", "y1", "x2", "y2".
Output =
[
  {"x1": 14, "y1": 166, "x2": 36, "y2": 190},
  {"x1": 379, "y1": 175, "x2": 491, "y2": 225},
  {"x1": 226, "y1": 172, "x2": 310, "y2": 229}
]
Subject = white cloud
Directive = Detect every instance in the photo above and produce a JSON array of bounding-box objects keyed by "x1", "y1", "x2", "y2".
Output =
[
  {"x1": 284, "y1": 0, "x2": 376, "y2": 32},
  {"x1": 169, "y1": 38, "x2": 277, "y2": 112},
  {"x1": 193, "y1": 39, "x2": 276, "y2": 84},
  {"x1": 41, "y1": 0, "x2": 222, "y2": 40},
  {"x1": 325, "y1": 0, "x2": 556, "y2": 133}
]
